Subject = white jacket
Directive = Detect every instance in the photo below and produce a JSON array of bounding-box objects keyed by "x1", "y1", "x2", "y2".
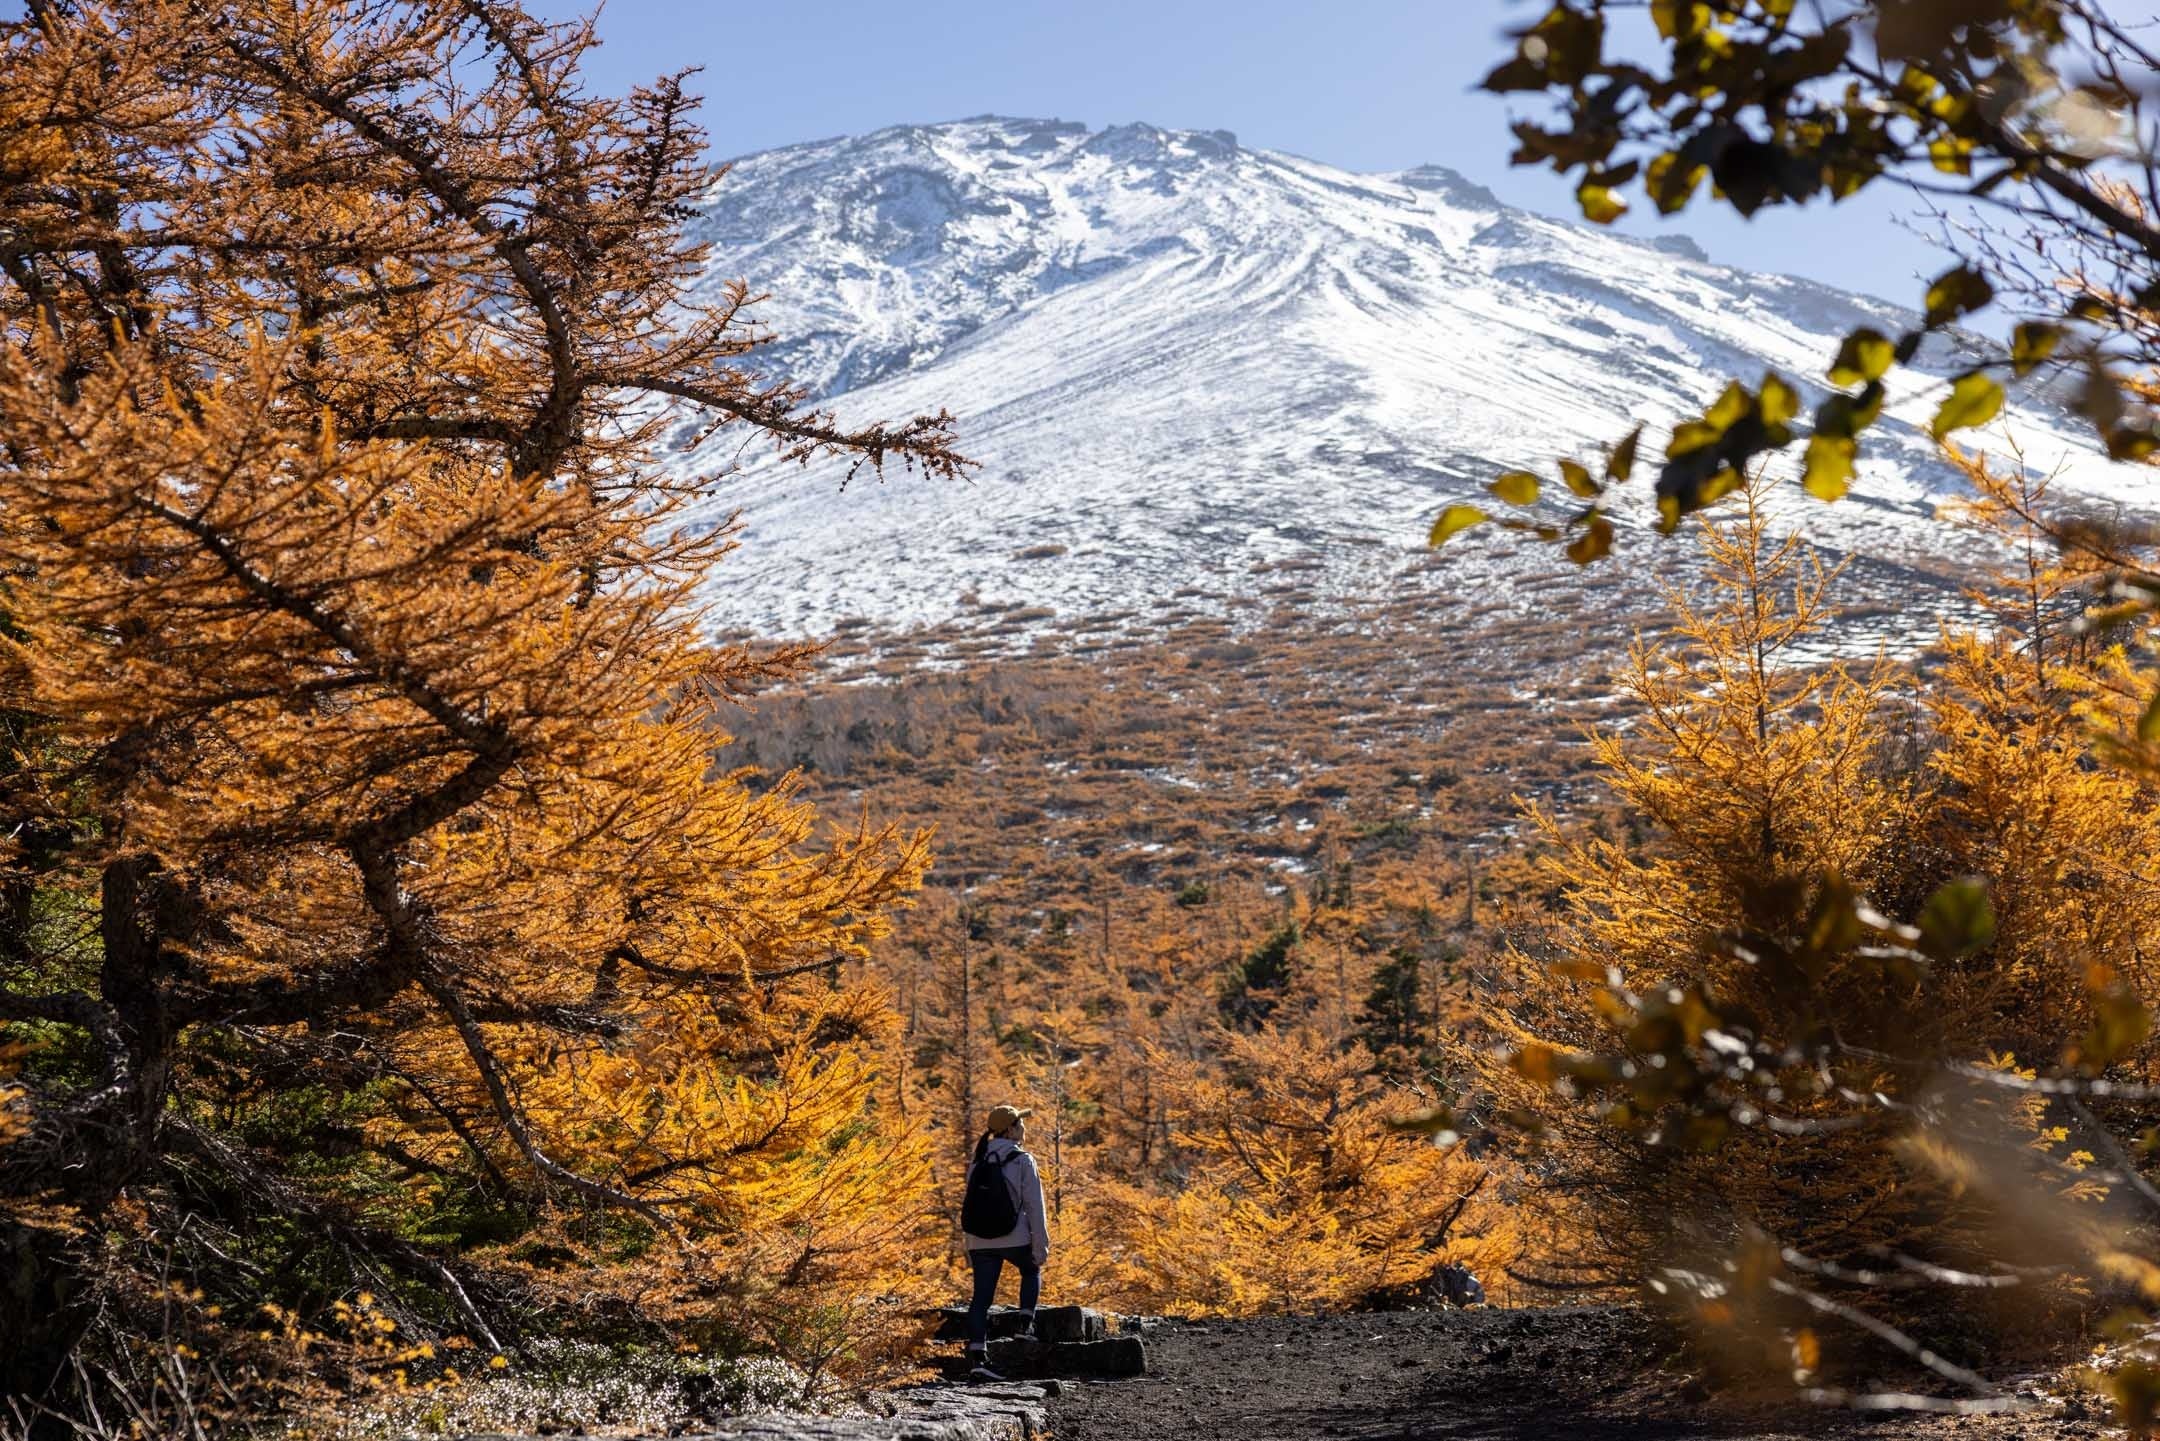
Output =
[{"x1": 964, "y1": 1137, "x2": 1049, "y2": 1257}]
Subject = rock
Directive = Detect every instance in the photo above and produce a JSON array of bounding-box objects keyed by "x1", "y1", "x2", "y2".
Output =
[
  {"x1": 983, "y1": 1335, "x2": 1147, "y2": 1379},
  {"x1": 449, "y1": 1380, "x2": 1051, "y2": 1441},
  {"x1": 1433, "y1": 1262, "x2": 1485, "y2": 1307},
  {"x1": 932, "y1": 1305, "x2": 1036, "y2": 1342},
  {"x1": 1057, "y1": 1337, "x2": 1146, "y2": 1378},
  {"x1": 1030, "y1": 1305, "x2": 1106, "y2": 1344}
]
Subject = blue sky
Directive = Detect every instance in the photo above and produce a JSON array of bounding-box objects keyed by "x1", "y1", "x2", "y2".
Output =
[{"x1": 528, "y1": 0, "x2": 2093, "y2": 306}]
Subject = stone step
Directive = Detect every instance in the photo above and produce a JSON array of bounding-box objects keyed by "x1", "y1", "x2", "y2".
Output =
[
  {"x1": 932, "y1": 1304, "x2": 1107, "y2": 1344},
  {"x1": 978, "y1": 1335, "x2": 1145, "y2": 1379}
]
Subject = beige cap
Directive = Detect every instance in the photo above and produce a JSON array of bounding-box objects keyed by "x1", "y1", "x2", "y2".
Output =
[{"x1": 986, "y1": 1104, "x2": 1033, "y2": 1135}]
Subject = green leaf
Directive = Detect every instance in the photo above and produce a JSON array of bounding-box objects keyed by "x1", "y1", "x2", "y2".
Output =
[
  {"x1": 1802, "y1": 434, "x2": 1856, "y2": 501},
  {"x1": 1828, "y1": 328, "x2": 1895, "y2": 387},
  {"x1": 1923, "y1": 265, "x2": 1993, "y2": 328},
  {"x1": 1489, "y1": 470, "x2": 1542, "y2": 506},
  {"x1": 2011, "y1": 322, "x2": 2062, "y2": 377},
  {"x1": 1559, "y1": 459, "x2": 1601, "y2": 498},
  {"x1": 1578, "y1": 181, "x2": 1628, "y2": 224},
  {"x1": 1931, "y1": 372, "x2": 2005, "y2": 440},
  {"x1": 1917, "y1": 878, "x2": 1995, "y2": 959},
  {"x1": 1566, "y1": 513, "x2": 1614, "y2": 564},
  {"x1": 1429, "y1": 504, "x2": 1488, "y2": 546},
  {"x1": 1759, "y1": 371, "x2": 1800, "y2": 427},
  {"x1": 1608, "y1": 425, "x2": 1642, "y2": 482}
]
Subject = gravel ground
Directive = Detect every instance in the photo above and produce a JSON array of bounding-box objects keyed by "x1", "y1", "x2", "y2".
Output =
[{"x1": 1041, "y1": 1306, "x2": 2113, "y2": 1441}]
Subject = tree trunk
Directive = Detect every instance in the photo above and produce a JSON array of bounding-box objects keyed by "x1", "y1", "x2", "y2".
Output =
[
  {"x1": 0, "y1": 1219, "x2": 90, "y2": 1400},
  {"x1": 93, "y1": 855, "x2": 180, "y2": 1206}
]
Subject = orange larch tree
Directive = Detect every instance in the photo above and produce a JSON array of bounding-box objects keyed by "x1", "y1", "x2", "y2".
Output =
[
  {"x1": 1084, "y1": 1024, "x2": 1508, "y2": 1316},
  {"x1": 1487, "y1": 480, "x2": 2160, "y2": 1400},
  {"x1": 0, "y1": 0, "x2": 963, "y2": 1403}
]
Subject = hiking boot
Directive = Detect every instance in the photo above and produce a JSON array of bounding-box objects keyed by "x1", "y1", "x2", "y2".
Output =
[{"x1": 967, "y1": 1356, "x2": 1008, "y2": 1383}]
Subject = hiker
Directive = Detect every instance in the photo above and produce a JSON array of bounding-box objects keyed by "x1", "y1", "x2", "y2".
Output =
[{"x1": 960, "y1": 1103, "x2": 1049, "y2": 1381}]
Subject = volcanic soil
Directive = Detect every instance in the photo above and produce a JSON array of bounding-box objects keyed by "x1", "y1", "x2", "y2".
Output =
[{"x1": 1043, "y1": 1305, "x2": 2108, "y2": 1441}]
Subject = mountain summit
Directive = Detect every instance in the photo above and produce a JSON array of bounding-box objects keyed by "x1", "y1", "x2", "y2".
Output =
[{"x1": 672, "y1": 117, "x2": 2110, "y2": 640}]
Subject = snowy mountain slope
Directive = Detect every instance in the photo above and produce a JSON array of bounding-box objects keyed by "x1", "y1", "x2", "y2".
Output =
[{"x1": 668, "y1": 117, "x2": 2131, "y2": 643}]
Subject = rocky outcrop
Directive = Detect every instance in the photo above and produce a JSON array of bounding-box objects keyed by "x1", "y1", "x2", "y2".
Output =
[{"x1": 444, "y1": 1381, "x2": 1053, "y2": 1441}]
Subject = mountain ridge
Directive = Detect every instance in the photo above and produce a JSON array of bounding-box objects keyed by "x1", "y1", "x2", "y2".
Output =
[{"x1": 665, "y1": 116, "x2": 2120, "y2": 645}]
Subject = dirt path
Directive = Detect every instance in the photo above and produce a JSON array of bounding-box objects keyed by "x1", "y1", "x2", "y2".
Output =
[{"x1": 1042, "y1": 1306, "x2": 2103, "y2": 1441}]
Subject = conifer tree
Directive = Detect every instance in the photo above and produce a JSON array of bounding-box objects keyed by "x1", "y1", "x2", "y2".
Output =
[
  {"x1": 1094, "y1": 1024, "x2": 1507, "y2": 1315},
  {"x1": 1492, "y1": 479, "x2": 2160, "y2": 1397},
  {"x1": 1357, "y1": 946, "x2": 1444, "y2": 1078},
  {"x1": 0, "y1": 0, "x2": 963, "y2": 1402}
]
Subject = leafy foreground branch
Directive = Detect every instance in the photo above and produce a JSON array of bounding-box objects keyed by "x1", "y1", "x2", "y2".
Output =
[
  {"x1": 0, "y1": 0, "x2": 967, "y2": 1424},
  {"x1": 1445, "y1": 477, "x2": 2160, "y2": 1426},
  {"x1": 1446, "y1": 0, "x2": 2160, "y2": 555}
]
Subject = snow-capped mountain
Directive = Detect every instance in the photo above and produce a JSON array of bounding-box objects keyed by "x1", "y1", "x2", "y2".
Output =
[{"x1": 670, "y1": 116, "x2": 2126, "y2": 643}]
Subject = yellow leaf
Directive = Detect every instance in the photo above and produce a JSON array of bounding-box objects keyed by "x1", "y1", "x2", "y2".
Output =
[
  {"x1": 1513, "y1": 1043, "x2": 1561, "y2": 1086},
  {"x1": 1931, "y1": 372, "x2": 2004, "y2": 440},
  {"x1": 1923, "y1": 264, "x2": 1993, "y2": 327},
  {"x1": 1646, "y1": 151, "x2": 1706, "y2": 213},
  {"x1": 1578, "y1": 182, "x2": 1628, "y2": 225},
  {"x1": 1559, "y1": 459, "x2": 1600, "y2": 497},
  {"x1": 1566, "y1": 513, "x2": 1615, "y2": 564},
  {"x1": 1759, "y1": 371, "x2": 1800, "y2": 426},
  {"x1": 1803, "y1": 434, "x2": 1855, "y2": 501},
  {"x1": 1705, "y1": 380, "x2": 1750, "y2": 432},
  {"x1": 1489, "y1": 470, "x2": 1542, "y2": 506},
  {"x1": 1929, "y1": 135, "x2": 1973, "y2": 175},
  {"x1": 1828, "y1": 329, "x2": 1894, "y2": 387},
  {"x1": 1667, "y1": 420, "x2": 1722, "y2": 458},
  {"x1": 1429, "y1": 504, "x2": 1488, "y2": 546}
]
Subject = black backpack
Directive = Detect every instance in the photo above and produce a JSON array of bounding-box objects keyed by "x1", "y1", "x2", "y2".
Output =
[{"x1": 960, "y1": 1136, "x2": 1021, "y2": 1238}]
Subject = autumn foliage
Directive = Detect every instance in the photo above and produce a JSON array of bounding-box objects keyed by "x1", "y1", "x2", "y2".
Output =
[
  {"x1": 1483, "y1": 477, "x2": 2160, "y2": 1404},
  {"x1": 22, "y1": 0, "x2": 2160, "y2": 1430},
  {"x1": 0, "y1": 0, "x2": 966, "y2": 1412}
]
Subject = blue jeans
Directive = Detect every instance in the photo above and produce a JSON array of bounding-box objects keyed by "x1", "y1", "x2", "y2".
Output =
[{"x1": 965, "y1": 1245, "x2": 1039, "y2": 1349}]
